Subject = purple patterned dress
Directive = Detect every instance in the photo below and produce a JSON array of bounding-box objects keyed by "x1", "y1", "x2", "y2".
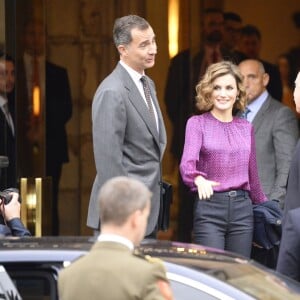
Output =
[{"x1": 180, "y1": 112, "x2": 267, "y2": 204}]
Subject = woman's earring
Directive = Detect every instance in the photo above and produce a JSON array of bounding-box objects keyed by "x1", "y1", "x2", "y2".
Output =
[{"x1": 236, "y1": 96, "x2": 240, "y2": 101}]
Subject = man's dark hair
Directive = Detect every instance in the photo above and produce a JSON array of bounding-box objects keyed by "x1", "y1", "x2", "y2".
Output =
[
  {"x1": 0, "y1": 53, "x2": 15, "y2": 64},
  {"x1": 113, "y1": 15, "x2": 150, "y2": 48},
  {"x1": 204, "y1": 7, "x2": 223, "y2": 15},
  {"x1": 223, "y1": 12, "x2": 242, "y2": 23},
  {"x1": 240, "y1": 24, "x2": 261, "y2": 40}
]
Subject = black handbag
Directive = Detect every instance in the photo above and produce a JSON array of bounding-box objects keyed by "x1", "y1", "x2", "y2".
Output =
[{"x1": 158, "y1": 181, "x2": 173, "y2": 231}]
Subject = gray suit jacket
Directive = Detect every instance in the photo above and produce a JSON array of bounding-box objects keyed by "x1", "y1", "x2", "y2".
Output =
[
  {"x1": 58, "y1": 241, "x2": 168, "y2": 300},
  {"x1": 251, "y1": 95, "x2": 298, "y2": 206},
  {"x1": 87, "y1": 63, "x2": 167, "y2": 235}
]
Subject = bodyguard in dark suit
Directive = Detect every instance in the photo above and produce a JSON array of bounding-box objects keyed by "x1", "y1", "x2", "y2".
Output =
[
  {"x1": 59, "y1": 176, "x2": 173, "y2": 300},
  {"x1": 0, "y1": 53, "x2": 16, "y2": 188},
  {"x1": 87, "y1": 15, "x2": 166, "y2": 237},
  {"x1": 276, "y1": 207, "x2": 300, "y2": 282},
  {"x1": 282, "y1": 72, "x2": 300, "y2": 222},
  {"x1": 0, "y1": 104, "x2": 15, "y2": 189},
  {"x1": 282, "y1": 141, "x2": 300, "y2": 221},
  {"x1": 277, "y1": 73, "x2": 300, "y2": 280},
  {"x1": 277, "y1": 72, "x2": 300, "y2": 281}
]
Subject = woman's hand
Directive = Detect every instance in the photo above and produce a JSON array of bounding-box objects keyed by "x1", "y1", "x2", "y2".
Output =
[{"x1": 194, "y1": 176, "x2": 220, "y2": 200}]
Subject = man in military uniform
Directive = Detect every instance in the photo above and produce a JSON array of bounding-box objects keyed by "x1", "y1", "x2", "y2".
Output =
[{"x1": 58, "y1": 176, "x2": 173, "y2": 300}]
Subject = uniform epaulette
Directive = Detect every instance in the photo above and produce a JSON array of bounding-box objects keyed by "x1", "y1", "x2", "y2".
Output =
[
  {"x1": 133, "y1": 248, "x2": 145, "y2": 258},
  {"x1": 133, "y1": 250, "x2": 165, "y2": 267},
  {"x1": 144, "y1": 255, "x2": 165, "y2": 267}
]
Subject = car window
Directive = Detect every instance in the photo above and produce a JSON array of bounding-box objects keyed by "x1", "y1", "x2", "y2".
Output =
[
  {"x1": 6, "y1": 269, "x2": 57, "y2": 300},
  {"x1": 12, "y1": 273, "x2": 54, "y2": 300}
]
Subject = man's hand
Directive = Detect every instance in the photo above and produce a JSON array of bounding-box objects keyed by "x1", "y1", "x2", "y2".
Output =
[{"x1": 194, "y1": 176, "x2": 220, "y2": 200}]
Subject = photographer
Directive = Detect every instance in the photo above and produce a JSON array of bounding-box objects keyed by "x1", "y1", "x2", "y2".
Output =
[{"x1": 0, "y1": 190, "x2": 31, "y2": 237}]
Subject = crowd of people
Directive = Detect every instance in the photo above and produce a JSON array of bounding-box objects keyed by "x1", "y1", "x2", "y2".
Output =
[{"x1": 0, "y1": 5, "x2": 300, "y2": 298}]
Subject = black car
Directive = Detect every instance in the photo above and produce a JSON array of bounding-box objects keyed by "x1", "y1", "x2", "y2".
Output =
[{"x1": 0, "y1": 236, "x2": 300, "y2": 300}]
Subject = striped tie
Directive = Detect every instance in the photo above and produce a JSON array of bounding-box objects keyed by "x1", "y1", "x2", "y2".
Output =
[{"x1": 140, "y1": 76, "x2": 156, "y2": 123}]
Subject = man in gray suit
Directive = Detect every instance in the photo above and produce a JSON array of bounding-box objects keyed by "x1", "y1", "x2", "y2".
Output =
[
  {"x1": 87, "y1": 15, "x2": 167, "y2": 237},
  {"x1": 239, "y1": 59, "x2": 298, "y2": 207},
  {"x1": 59, "y1": 176, "x2": 173, "y2": 300},
  {"x1": 238, "y1": 59, "x2": 298, "y2": 268}
]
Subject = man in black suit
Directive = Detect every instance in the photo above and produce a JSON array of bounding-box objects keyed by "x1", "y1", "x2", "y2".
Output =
[
  {"x1": 18, "y1": 19, "x2": 72, "y2": 235},
  {"x1": 276, "y1": 72, "x2": 300, "y2": 280},
  {"x1": 276, "y1": 207, "x2": 300, "y2": 282},
  {"x1": 0, "y1": 53, "x2": 16, "y2": 188},
  {"x1": 282, "y1": 72, "x2": 300, "y2": 220}
]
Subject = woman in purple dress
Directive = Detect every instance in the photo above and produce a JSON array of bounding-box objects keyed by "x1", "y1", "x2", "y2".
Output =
[{"x1": 180, "y1": 61, "x2": 267, "y2": 257}]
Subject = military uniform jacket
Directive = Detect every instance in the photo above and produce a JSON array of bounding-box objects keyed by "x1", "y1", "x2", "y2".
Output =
[{"x1": 58, "y1": 241, "x2": 169, "y2": 300}]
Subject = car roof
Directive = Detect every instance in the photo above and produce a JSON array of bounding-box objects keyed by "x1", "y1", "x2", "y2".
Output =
[
  {"x1": 0, "y1": 236, "x2": 94, "y2": 263},
  {"x1": 0, "y1": 236, "x2": 245, "y2": 264}
]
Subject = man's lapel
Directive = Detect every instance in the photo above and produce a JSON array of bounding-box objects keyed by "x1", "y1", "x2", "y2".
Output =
[
  {"x1": 252, "y1": 96, "x2": 271, "y2": 133},
  {"x1": 117, "y1": 64, "x2": 160, "y2": 145}
]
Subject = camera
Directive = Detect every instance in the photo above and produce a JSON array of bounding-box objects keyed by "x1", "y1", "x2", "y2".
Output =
[{"x1": 0, "y1": 188, "x2": 20, "y2": 205}]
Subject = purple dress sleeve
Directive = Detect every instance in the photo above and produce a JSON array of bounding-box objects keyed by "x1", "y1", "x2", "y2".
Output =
[
  {"x1": 248, "y1": 126, "x2": 267, "y2": 204},
  {"x1": 179, "y1": 116, "x2": 207, "y2": 189}
]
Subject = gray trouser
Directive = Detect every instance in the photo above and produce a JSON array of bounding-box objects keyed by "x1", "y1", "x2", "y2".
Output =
[{"x1": 193, "y1": 190, "x2": 253, "y2": 258}]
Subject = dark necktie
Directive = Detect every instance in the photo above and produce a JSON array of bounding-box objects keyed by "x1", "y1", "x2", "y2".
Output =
[
  {"x1": 241, "y1": 107, "x2": 251, "y2": 120},
  {"x1": 140, "y1": 76, "x2": 156, "y2": 123}
]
